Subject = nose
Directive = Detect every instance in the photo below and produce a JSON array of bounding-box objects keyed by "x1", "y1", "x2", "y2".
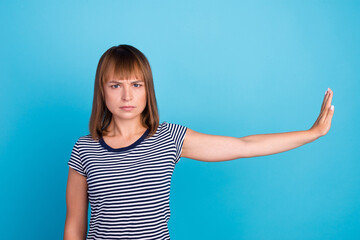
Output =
[{"x1": 121, "y1": 85, "x2": 133, "y2": 101}]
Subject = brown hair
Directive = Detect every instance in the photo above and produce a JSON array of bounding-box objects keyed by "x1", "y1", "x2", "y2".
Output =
[{"x1": 89, "y1": 44, "x2": 159, "y2": 141}]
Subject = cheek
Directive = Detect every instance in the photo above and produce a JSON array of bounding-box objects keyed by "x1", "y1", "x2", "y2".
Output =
[
  {"x1": 104, "y1": 91, "x2": 117, "y2": 108},
  {"x1": 140, "y1": 91, "x2": 147, "y2": 104}
]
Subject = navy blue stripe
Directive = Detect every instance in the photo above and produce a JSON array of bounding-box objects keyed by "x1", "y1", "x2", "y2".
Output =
[{"x1": 99, "y1": 128, "x2": 150, "y2": 152}]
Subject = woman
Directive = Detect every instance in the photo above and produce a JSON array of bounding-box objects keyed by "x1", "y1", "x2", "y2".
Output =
[{"x1": 64, "y1": 44, "x2": 334, "y2": 240}]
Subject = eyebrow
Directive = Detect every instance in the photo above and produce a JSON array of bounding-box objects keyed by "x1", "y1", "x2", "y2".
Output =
[{"x1": 108, "y1": 80, "x2": 144, "y2": 84}]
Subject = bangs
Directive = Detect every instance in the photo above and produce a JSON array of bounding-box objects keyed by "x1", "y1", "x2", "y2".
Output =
[{"x1": 103, "y1": 52, "x2": 144, "y2": 82}]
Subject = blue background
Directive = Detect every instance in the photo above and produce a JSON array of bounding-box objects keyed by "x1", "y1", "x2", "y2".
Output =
[{"x1": 1, "y1": 0, "x2": 359, "y2": 239}]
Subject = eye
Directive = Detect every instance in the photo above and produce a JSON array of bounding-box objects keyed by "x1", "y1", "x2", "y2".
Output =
[
  {"x1": 133, "y1": 83, "x2": 142, "y2": 88},
  {"x1": 111, "y1": 84, "x2": 120, "y2": 89}
]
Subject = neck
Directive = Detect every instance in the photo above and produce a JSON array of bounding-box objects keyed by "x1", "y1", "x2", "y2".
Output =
[{"x1": 104, "y1": 117, "x2": 147, "y2": 138}]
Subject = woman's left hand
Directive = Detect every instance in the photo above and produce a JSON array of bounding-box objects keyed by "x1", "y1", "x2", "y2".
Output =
[{"x1": 309, "y1": 88, "x2": 335, "y2": 137}]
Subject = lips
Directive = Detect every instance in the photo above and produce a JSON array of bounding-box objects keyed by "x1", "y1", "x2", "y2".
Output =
[{"x1": 120, "y1": 106, "x2": 135, "y2": 111}]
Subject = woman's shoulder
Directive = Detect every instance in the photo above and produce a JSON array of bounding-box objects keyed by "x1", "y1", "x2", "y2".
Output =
[
  {"x1": 161, "y1": 121, "x2": 187, "y2": 128},
  {"x1": 160, "y1": 121, "x2": 187, "y2": 136},
  {"x1": 72, "y1": 133, "x2": 99, "y2": 146}
]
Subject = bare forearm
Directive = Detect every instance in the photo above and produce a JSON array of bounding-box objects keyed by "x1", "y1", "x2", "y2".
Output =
[
  {"x1": 64, "y1": 219, "x2": 87, "y2": 240},
  {"x1": 63, "y1": 233, "x2": 85, "y2": 240},
  {"x1": 64, "y1": 230, "x2": 86, "y2": 240},
  {"x1": 240, "y1": 129, "x2": 321, "y2": 158}
]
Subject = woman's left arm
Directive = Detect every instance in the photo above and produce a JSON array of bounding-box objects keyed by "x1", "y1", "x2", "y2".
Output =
[{"x1": 181, "y1": 88, "x2": 334, "y2": 162}]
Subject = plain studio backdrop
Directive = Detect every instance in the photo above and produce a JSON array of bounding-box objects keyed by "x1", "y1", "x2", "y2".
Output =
[{"x1": 0, "y1": 0, "x2": 359, "y2": 239}]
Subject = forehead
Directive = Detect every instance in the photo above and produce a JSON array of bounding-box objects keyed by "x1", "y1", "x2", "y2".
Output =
[{"x1": 104, "y1": 63, "x2": 143, "y2": 82}]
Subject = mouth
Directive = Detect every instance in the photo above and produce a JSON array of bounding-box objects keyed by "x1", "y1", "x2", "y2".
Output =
[{"x1": 120, "y1": 106, "x2": 135, "y2": 111}]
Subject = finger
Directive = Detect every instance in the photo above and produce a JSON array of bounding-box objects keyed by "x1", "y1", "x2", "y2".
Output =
[
  {"x1": 321, "y1": 91, "x2": 328, "y2": 111},
  {"x1": 324, "y1": 89, "x2": 334, "y2": 118},
  {"x1": 325, "y1": 104, "x2": 335, "y2": 120},
  {"x1": 325, "y1": 89, "x2": 333, "y2": 110},
  {"x1": 321, "y1": 90, "x2": 330, "y2": 112}
]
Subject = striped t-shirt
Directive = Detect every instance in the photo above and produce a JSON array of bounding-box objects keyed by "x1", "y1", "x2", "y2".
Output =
[{"x1": 68, "y1": 121, "x2": 187, "y2": 240}]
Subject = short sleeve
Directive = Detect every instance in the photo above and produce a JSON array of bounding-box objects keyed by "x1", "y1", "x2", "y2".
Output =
[
  {"x1": 165, "y1": 122, "x2": 188, "y2": 164},
  {"x1": 68, "y1": 139, "x2": 87, "y2": 177}
]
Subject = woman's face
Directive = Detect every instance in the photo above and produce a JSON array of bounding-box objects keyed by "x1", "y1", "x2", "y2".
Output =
[{"x1": 103, "y1": 72, "x2": 147, "y2": 123}]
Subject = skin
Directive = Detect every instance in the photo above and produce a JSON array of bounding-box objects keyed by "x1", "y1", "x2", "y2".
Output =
[
  {"x1": 64, "y1": 168, "x2": 88, "y2": 240},
  {"x1": 64, "y1": 83, "x2": 334, "y2": 239}
]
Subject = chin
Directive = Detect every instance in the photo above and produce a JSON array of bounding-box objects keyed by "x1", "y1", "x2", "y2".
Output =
[{"x1": 115, "y1": 113, "x2": 142, "y2": 119}]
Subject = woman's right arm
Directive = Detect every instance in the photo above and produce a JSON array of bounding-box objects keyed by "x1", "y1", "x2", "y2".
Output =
[{"x1": 64, "y1": 168, "x2": 88, "y2": 240}]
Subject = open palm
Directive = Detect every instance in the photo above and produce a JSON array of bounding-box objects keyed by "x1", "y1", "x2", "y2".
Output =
[{"x1": 310, "y1": 88, "x2": 335, "y2": 137}]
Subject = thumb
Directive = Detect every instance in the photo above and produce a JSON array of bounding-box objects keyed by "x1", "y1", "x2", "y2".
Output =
[{"x1": 327, "y1": 105, "x2": 335, "y2": 118}]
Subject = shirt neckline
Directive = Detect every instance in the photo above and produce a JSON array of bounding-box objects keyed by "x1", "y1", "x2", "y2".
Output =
[{"x1": 99, "y1": 129, "x2": 150, "y2": 152}]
